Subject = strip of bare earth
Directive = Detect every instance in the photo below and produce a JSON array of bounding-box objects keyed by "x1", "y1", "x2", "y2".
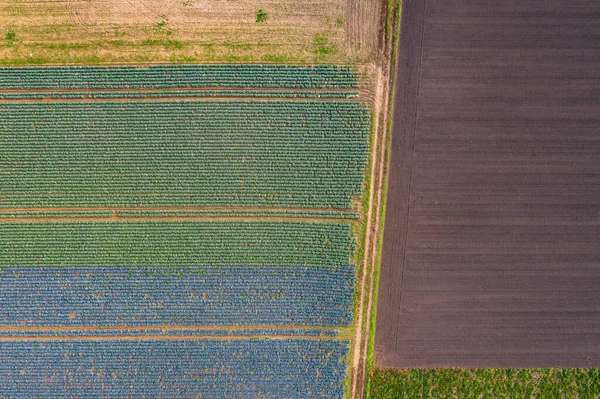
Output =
[
  {"x1": 0, "y1": 216, "x2": 353, "y2": 223},
  {"x1": 0, "y1": 325, "x2": 338, "y2": 332},
  {"x1": 0, "y1": 335, "x2": 342, "y2": 341},
  {"x1": 0, "y1": 207, "x2": 354, "y2": 213},
  {"x1": 350, "y1": 1, "x2": 401, "y2": 398},
  {"x1": 0, "y1": 87, "x2": 361, "y2": 94}
]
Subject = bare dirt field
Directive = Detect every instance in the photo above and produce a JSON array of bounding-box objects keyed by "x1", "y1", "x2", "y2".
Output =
[
  {"x1": 375, "y1": 0, "x2": 600, "y2": 368},
  {"x1": 0, "y1": 0, "x2": 382, "y2": 64}
]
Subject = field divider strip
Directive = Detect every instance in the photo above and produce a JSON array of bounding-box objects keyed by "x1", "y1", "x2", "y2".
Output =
[
  {"x1": 0, "y1": 325, "x2": 341, "y2": 332},
  {"x1": 0, "y1": 97, "x2": 362, "y2": 104},
  {"x1": 0, "y1": 335, "x2": 344, "y2": 341},
  {"x1": 0, "y1": 206, "x2": 354, "y2": 213},
  {"x1": 0, "y1": 216, "x2": 354, "y2": 223},
  {"x1": 0, "y1": 87, "x2": 362, "y2": 94}
]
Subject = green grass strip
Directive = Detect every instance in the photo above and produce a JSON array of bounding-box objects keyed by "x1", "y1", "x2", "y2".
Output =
[{"x1": 367, "y1": 368, "x2": 600, "y2": 399}]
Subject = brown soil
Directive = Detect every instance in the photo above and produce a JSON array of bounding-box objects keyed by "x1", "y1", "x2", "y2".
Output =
[
  {"x1": 0, "y1": 206, "x2": 353, "y2": 213},
  {"x1": 0, "y1": 335, "x2": 341, "y2": 341},
  {"x1": 376, "y1": 0, "x2": 600, "y2": 369},
  {"x1": 0, "y1": 216, "x2": 351, "y2": 223},
  {"x1": 0, "y1": 87, "x2": 360, "y2": 93}
]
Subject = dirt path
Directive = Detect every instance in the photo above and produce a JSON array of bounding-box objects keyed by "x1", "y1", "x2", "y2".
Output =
[
  {"x1": 349, "y1": 4, "x2": 397, "y2": 397},
  {"x1": 0, "y1": 216, "x2": 353, "y2": 223},
  {"x1": 350, "y1": 69, "x2": 388, "y2": 398},
  {"x1": 355, "y1": 71, "x2": 390, "y2": 397},
  {"x1": 0, "y1": 206, "x2": 353, "y2": 213},
  {"x1": 0, "y1": 335, "x2": 341, "y2": 341}
]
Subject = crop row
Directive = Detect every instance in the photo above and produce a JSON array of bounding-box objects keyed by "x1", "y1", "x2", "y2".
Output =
[
  {"x1": 0, "y1": 339, "x2": 349, "y2": 398},
  {"x1": 116, "y1": 209, "x2": 359, "y2": 219},
  {"x1": 0, "y1": 221, "x2": 354, "y2": 268},
  {"x1": 0, "y1": 265, "x2": 355, "y2": 327},
  {"x1": 0, "y1": 90, "x2": 359, "y2": 100},
  {"x1": 0, "y1": 65, "x2": 358, "y2": 89},
  {"x1": 0, "y1": 209, "x2": 359, "y2": 219},
  {"x1": 0, "y1": 328, "x2": 342, "y2": 338},
  {"x1": 0, "y1": 211, "x2": 116, "y2": 218},
  {"x1": 0, "y1": 101, "x2": 369, "y2": 208}
]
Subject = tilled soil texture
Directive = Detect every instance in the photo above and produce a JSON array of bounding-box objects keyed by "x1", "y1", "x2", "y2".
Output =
[{"x1": 375, "y1": 0, "x2": 600, "y2": 368}]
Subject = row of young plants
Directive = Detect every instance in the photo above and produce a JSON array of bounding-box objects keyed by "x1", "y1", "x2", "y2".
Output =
[
  {"x1": 0, "y1": 209, "x2": 359, "y2": 219},
  {"x1": 0, "y1": 339, "x2": 349, "y2": 398},
  {"x1": 116, "y1": 209, "x2": 359, "y2": 219},
  {"x1": 0, "y1": 101, "x2": 369, "y2": 208},
  {"x1": 0, "y1": 327, "x2": 342, "y2": 337},
  {"x1": 0, "y1": 65, "x2": 358, "y2": 89},
  {"x1": 0, "y1": 90, "x2": 359, "y2": 100}
]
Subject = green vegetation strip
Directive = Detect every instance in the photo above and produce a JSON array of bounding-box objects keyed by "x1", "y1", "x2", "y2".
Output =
[
  {"x1": 0, "y1": 90, "x2": 359, "y2": 100},
  {"x1": 0, "y1": 211, "x2": 114, "y2": 218},
  {"x1": 0, "y1": 221, "x2": 354, "y2": 268},
  {"x1": 116, "y1": 209, "x2": 358, "y2": 219},
  {"x1": 367, "y1": 368, "x2": 600, "y2": 399},
  {"x1": 0, "y1": 209, "x2": 359, "y2": 219},
  {"x1": 0, "y1": 65, "x2": 358, "y2": 89}
]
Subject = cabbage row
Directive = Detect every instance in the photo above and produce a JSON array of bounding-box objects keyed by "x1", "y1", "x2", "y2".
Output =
[
  {"x1": 0, "y1": 89, "x2": 359, "y2": 100},
  {"x1": 0, "y1": 327, "x2": 342, "y2": 337},
  {"x1": 0, "y1": 209, "x2": 358, "y2": 219}
]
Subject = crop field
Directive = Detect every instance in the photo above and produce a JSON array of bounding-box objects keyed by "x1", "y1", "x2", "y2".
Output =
[
  {"x1": 0, "y1": 64, "x2": 371, "y2": 397},
  {"x1": 376, "y1": 0, "x2": 600, "y2": 369},
  {"x1": 0, "y1": 340, "x2": 349, "y2": 398}
]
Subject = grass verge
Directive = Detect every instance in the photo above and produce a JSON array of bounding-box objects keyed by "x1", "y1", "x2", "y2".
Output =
[{"x1": 367, "y1": 368, "x2": 600, "y2": 399}]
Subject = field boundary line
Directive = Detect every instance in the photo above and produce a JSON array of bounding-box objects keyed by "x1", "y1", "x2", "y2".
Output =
[
  {"x1": 0, "y1": 216, "x2": 355, "y2": 223},
  {"x1": 0, "y1": 206, "x2": 354, "y2": 213},
  {"x1": 0, "y1": 87, "x2": 361, "y2": 94},
  {"x1": 0, "y1": 325, "x2": 342, "y2": 332},
  {"x1": 0, "y1": 335, "x2": 343, "y2": 341},
  {"x1": 0, "y1": 97, "x2": 363, "y2": 104}
]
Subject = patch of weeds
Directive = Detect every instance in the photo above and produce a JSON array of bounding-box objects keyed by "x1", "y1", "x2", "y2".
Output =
[
  {"x1": 336, "y1": 15, "x2": 344, "y2": 28},
  {"x1": 313, "y1": 34, "x2": 334, "y2": 55},
  {"x1": 256, "y1": 9, "x2": 268, "y2": 23},
  {"x1": 5, "y1": 31, "x2": 17, "y2": 42},
  {"x1": 182, "y1": 0, "x2": 193, "y2": 6},
  {"x1": 153, "y1": 14, "x2": 169, "y2": 30},
  {"x1": 141, "y1": 38, "x2": 183, "y2": 50}
]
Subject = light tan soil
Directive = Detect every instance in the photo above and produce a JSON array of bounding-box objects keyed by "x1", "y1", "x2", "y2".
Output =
[{"x1": 0, "y1": 0, "x2": 360, "y2": 64}]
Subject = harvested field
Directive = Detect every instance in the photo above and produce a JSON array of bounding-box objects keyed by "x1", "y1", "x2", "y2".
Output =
[
  {"x1": 375, "y1": 0, "x2": 600, "y2": 368},
  {"x1": 0, "y1": 0, "x2": 381, "y2": 64}
]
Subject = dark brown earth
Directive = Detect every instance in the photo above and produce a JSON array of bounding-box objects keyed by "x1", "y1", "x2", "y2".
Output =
[{"x1": 375, "y1": 0, "x2": 600, "y2": 368}]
